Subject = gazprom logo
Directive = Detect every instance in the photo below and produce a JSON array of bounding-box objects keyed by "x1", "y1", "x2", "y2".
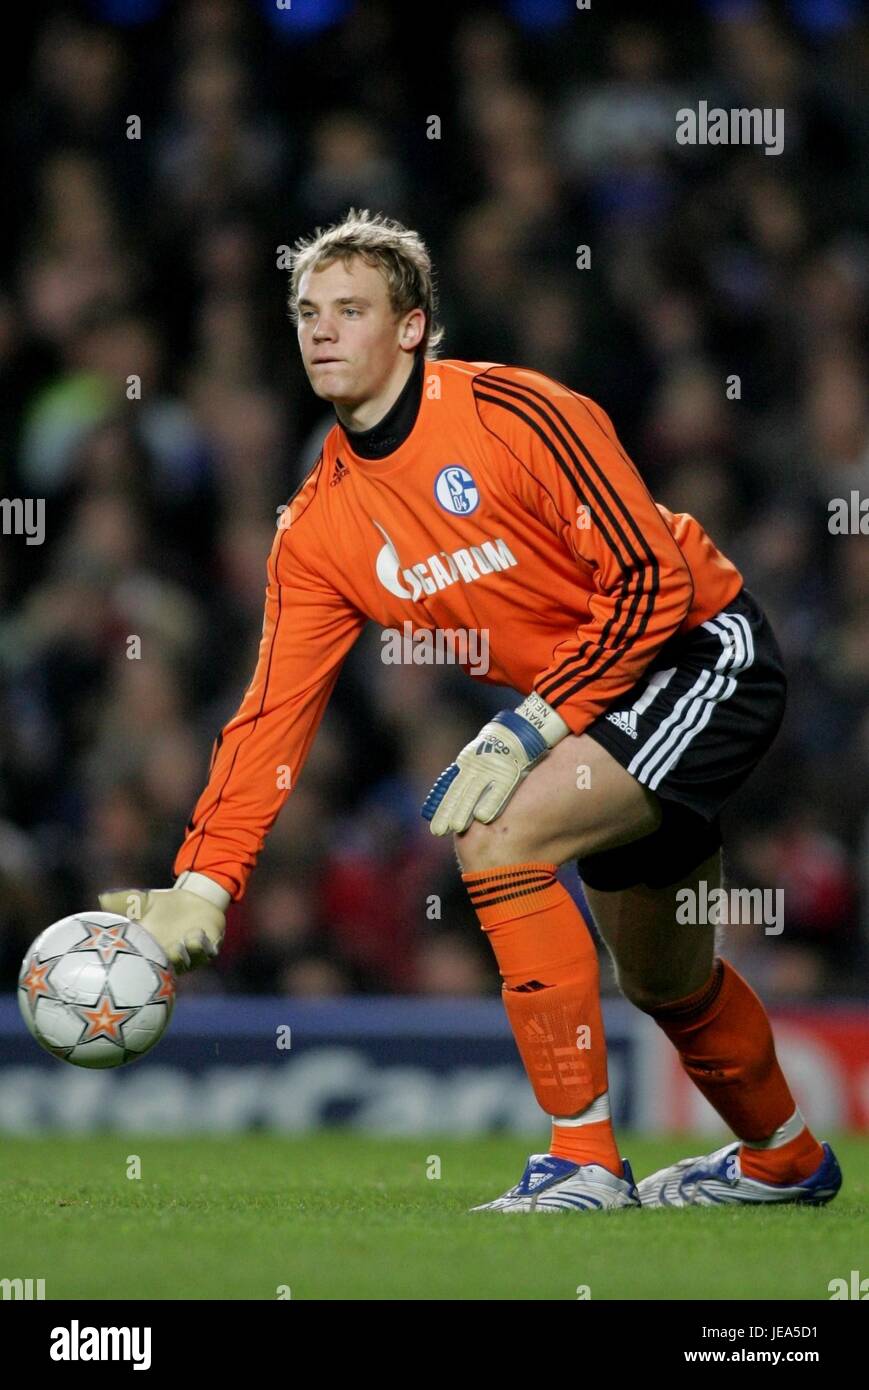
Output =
[
  {"x1": 372, "y1": 521, "x2": 517, "y2": 602},
  {"x1": 434, "y1": 465, "x2": 479, "y2": 515}
]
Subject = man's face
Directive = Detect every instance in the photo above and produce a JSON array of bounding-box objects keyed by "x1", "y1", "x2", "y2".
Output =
[{"x1": 296, "y1": 256, "x2": 419, "y2": 407}]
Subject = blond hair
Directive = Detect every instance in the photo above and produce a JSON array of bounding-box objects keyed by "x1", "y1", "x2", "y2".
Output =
[{"x1": 286, "y1": 207, "x2": 445, "y2": 357}]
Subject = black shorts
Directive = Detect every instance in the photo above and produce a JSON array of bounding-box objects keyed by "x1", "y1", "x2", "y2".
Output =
[{"x1": 576, "y1": 586, "x2": 787, "y2": 891}]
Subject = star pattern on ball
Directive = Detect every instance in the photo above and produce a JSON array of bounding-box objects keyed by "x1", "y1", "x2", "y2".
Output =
[
  {"x1": 76, "y1": 993, "x2": 137, "y2": 1044},
  {"x1": 72, "y1": 924, "x2": 135, "y2": 965},
  {"x1": 21, "y1": 959, "x2": 53, "y2": 1007},
  {"x1": 152, "y1": 965, "x2": 175, "y2": 1002}
]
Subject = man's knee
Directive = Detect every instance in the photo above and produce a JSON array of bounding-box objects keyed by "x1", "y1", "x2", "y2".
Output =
[
  {"x1": 450, "y1": 732, "x2": 661, "y2": 872},
  {"x1": 453, "y1": 817, "x2": 538, "y2": 872}
]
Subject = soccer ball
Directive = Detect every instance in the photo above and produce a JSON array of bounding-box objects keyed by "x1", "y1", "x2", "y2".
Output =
[{"x1": 18, "y1": 911, "x2": 175, "y2": 1068}]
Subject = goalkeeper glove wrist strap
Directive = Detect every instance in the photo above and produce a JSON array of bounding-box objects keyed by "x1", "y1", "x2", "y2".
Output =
[
  {"x1": 173, "y1": 871, "x2": 232, "y2": 911},
  {"x1": 513, "y1": 692, "x2": 572, "y2": 749}
]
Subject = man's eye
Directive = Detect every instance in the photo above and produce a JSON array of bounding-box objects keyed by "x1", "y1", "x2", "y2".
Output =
[{"x1": 344, "y1": 307, "x2": 359, "y2": 317}]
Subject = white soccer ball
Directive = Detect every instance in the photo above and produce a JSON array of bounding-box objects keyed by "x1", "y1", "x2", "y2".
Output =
[{"x1": 17, "y1": 912, "x2": 176, "y2": 1068}]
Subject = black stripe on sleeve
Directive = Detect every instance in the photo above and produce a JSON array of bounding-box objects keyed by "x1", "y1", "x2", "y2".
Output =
[{"x1": 473, "y1": 373, "x2": 661, "y2": 705}]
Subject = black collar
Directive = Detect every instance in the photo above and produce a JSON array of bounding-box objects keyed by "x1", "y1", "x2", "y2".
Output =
[{"x1": 340, "y1": 350, "x2": 425, "y2": 459}]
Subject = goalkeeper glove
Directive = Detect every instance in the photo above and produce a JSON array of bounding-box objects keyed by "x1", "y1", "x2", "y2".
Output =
[
  {"x1": 421, "y1": 693, "x2": 571, "y2": 837},
  {"x1": 98, "y1": 871, "x2": 231, "y2": 973}
]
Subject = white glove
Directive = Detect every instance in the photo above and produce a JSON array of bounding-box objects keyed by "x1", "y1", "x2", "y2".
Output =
[
  {"x1": 421, "y1": 693, "x2": 570, "y2": 836},
  {"x1": 98, "y1": 871, "x2": 231, "y2": 973}
]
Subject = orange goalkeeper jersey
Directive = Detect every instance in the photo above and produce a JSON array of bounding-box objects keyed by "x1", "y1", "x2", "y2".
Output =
[{"x1": 173, "y1": 358, "x2": 744, "y2": 900}]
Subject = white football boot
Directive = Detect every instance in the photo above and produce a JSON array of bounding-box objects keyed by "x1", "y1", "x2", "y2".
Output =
[
  {"x1": 470, "y1": 1152, "x2": 640, "y2": 1212},
  {"x1": 638, "y1": 1139, "x2": 842, "y2": 1208}
]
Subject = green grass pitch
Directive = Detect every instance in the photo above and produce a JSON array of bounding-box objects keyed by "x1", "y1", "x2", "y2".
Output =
[{"x1": 1, "y1": 1134, "x2": 866, "y2": 1300}]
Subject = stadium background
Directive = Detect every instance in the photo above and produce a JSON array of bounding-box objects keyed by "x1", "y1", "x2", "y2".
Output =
[{"x1": 1, "y1": 0, "x2": 868, "y2": 1138}]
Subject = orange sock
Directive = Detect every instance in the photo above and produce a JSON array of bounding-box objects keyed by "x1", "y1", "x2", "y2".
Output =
[
  {"x1": 462, "y1": 862, "x2": 622, "y2": 1176},
  {"x1": 646, "y1": 957, "x2": 825, "y2": 1182},
  {"x1": 740, "y1": 1121, "x2": 825, "y2": 1183}
]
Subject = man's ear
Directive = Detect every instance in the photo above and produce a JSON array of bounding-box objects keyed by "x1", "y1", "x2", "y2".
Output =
[{"x1": 401, "y1": 310, "x2": 425, "y2": 347}]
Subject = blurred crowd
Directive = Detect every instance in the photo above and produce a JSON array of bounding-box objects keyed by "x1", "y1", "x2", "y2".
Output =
[{"x1": 1, "y1": 0, "x2": 867, "y2": 1001}]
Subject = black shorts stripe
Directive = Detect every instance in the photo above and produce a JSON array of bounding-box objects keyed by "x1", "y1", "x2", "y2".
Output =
[
  {"x1": 577, "y1": 587, "x2": 787, "y2": 890},
  {"x1": 625, "y1": 611, "x2": 755, "y2": 791}
]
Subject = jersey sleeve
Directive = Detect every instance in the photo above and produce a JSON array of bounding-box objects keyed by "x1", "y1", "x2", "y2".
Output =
[
  {"x1": 172, "y1": 518, "x2": 366, "y2": 901},
  {"x1": 473, "y1": 367, "x2": 695, "y2": 735}
]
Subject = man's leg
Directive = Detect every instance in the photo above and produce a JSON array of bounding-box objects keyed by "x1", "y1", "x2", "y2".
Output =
[
  {"x1": 456, "y1": 731, "x2": 661, "y2": 1177},
  {"x1": 586, "y1": 850, "x2": 826, "y2": 1182}
]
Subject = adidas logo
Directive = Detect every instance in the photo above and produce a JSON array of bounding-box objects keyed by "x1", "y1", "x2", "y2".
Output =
[
  {"x1": 606, "y1": 710, "x2": 638, "y2": 739},
  {"x1": 476, "y1": 736, "x2": 511, "y2": 756},
  {"x1": 330, "y1": 457, "x2": 348, "y2": 487}
]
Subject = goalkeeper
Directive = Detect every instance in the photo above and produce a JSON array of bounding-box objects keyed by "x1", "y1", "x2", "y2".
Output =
[{"x1": 101, "y1": 209, "x2": 841, "y2": 1213}]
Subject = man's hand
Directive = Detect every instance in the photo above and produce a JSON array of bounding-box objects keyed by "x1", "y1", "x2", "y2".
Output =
[
  {"x1": 98, "y1": 871, "x2": 231, "y2": 973},
  {"x1": 421, "y1": 693, "x2": 571, "y2": 836}
]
